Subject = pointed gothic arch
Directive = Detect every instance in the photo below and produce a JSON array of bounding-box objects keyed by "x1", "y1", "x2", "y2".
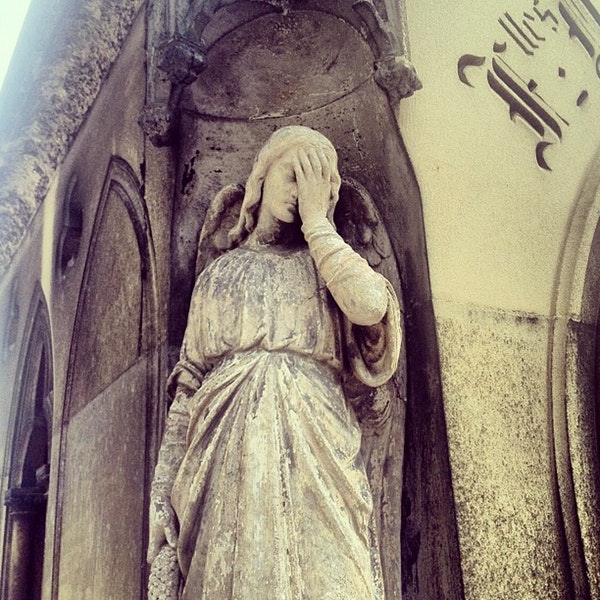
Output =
[
  {"x1": 51, "y1": 156, "x2": 160, "y2": 598},
  {"x1": 1, "y1": 286, "x2": 53, "y2": 600}
]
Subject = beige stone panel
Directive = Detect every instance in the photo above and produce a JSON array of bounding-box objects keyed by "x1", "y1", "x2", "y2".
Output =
[
  {"x1": 48, "y1": 10, "x2": 147, "y2": 409},
  {"x1": 57, "y1": 359, "x2": 147, "y2": 599},
  {"x1": 401, "y1": 0, "x2": 600, "y2": 315},
  {"x1": 68, "y1": 187, "x2": 142, "y2": 415},
  {"x1": 436, "y1": 301, "x2": 569, "y2": 599}
]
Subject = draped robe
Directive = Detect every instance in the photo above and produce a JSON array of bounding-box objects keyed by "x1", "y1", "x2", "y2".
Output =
[{"x1": 168, "y1": 245, "x2": 400, "y2": 599}]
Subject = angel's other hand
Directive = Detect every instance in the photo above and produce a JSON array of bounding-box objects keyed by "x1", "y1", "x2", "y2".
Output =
[
  {"x1": 148, "y1": 545, "x2": 181, "y2": 600},
  {"x1": 147, "y1": 492, "x2": 179, "y2": 564},
  {"x1": 293, "y1": 148, "x2": 334, "y2": 226}
]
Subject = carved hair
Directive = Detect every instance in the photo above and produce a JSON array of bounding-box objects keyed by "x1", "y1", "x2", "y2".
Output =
[{"x1": 227, "y1": 126, "x2": 341, "y2": 247}]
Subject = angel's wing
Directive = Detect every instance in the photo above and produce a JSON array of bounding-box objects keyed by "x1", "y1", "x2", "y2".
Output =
[
  {"x1": 334, "y1": 177, "x2": 406, "y2": 600},
  {"x1": 334, "y1": 177, "x2": 405, "y2": 402},
  {"x1": 335, "y1": 178, "x2": 400, "y2": 286},
  {"x1": 194, "y1": 183, "x2": 245, "y2": 277}
]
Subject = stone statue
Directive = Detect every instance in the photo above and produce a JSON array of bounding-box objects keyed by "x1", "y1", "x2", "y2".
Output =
[{"x1": 148, "y1": 126, "x2": 404, "y2": 599}]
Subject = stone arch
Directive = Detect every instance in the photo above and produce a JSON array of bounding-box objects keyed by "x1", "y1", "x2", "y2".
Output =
[
  {"x1": 550, "y1": 146, "x2": 600, "y2": 599},
  {"x1": 64, "y1": 157, "x2": 156, "y2": 419},
  {"x1": 1, "y1": 285, "x2": 53, "y2": 600},
  {"x1": 51, "y1": 156, "x2": 159, "y2": 598}
]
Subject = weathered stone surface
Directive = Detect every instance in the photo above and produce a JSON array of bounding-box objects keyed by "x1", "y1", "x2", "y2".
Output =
[
  {"x1": 67, "y1": 184, "x2": 142, "y2": 417},
  {"x1": 0, "y1": 3, "x2": 468, "y2": 599},
  {"x1": 436, "y1": 301, "x2": 571, "y2": 600},
  {"x1": 550, "y1": 169, "x2": 600, "y2": 599},
  {"x1": 141, "y1": 1, "x2": 421, "y2": 145},
  {"x1": 187, "y1": 11, "x2": 373, "y2": 119},
  {"x1": 11, "y1": 13, "x2": 160, "y2": 598},
  {"x1": 57, "y1": 360, "x2": 148, "y2": 599},
  {"x1": 563, "y1": 319, "x2": 600, "y2": 598},
  {"x1": 169, "y1": 9, "x2": 460, "y2": 596},
  {"x1": 0, "y1": 0, "x2": 144, "y2": 276}
]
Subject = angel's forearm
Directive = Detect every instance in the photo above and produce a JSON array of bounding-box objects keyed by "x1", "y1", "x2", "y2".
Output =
[
  {"x1": 152, "y1": 390, "x2": 190, "y2": 497},
  {"x1": 301, "y1": 218, "x2": 388, "y2": 326}
]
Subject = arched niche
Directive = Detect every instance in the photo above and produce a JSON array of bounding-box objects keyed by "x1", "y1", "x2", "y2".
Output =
[
  {"x1": 164, "y1": 4, "x2": 463, "y2": 598},
  {"x1": 551, "y1": 146, "x2": 600, "y2": 599},
  {"x1": 52, "y1": 157, "x2": 159, "y2": 598},
  {"x1": 1, "y1": 286, "x2": 53, "y2": 600}
]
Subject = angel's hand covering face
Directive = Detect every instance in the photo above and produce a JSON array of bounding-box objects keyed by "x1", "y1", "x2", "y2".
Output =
[
  {"x1": 149, "y1": 125, "x2": 405, "y2": 600},
  {"x1": 292, "y1": 146, "x2": 339, "y2": 226}
]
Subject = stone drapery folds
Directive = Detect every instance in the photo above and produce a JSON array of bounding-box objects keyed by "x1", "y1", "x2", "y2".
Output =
[{"x1": 148, "y1": 126, "x2": 406, "y2": 599}]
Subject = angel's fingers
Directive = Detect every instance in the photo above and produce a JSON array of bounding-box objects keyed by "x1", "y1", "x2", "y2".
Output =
[
  {"x1": 292, "y1": 155, "x2": 306, "y2": 184},
  {"x1": 307, "y1": 148, "x2": 323, "y2": 178},
  {"x1": 318, "y1": 149, "x2": 331, "y2": 183},
  {"x1": 298, "y1": 149, "x2": 314, "y2": 178},
  {"x1": 291, "y1": 154, "x2": 302, "y2": 174}
]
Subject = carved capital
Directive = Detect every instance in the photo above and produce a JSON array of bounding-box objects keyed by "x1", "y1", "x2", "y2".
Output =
[
  {"x1": 4, "y1": 487, "x2": 48, "y2": 512},
  {"x1": 375, "y1": 55, "x2": 423, "y2": 103},
  {"x1": 139, "y1": 103, "x2": 176, "y2": 147},
  {"x1": 157, "y1": 36, "x2": 207, "y2": 85},
  {"x1": 141, "y1": 35, "x2": 207, "y2": 146},
  {"x1": 352, "y1": 0, "x2": 422, "y2": 101}
]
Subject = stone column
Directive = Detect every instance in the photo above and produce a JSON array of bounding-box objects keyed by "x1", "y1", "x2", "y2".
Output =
[{"x1": 3, "y1": 487, "x2": 47, "y2": 600}]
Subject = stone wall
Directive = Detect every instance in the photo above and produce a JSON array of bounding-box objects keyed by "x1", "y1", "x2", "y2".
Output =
[
  {"x1": 401, "y1": 0, "x2": 600, "y2": 597},
  {"x1": 0, "y1": 0, "x2": 144, "y2": 273},
  {"x1": 0, "y1": 4, "x2": 172, "y2": 598},
  {"x1": 1, "y1": 0, "x2": 599, "y2": 598}
]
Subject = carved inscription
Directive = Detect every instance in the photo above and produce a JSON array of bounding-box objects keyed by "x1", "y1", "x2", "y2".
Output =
[{"x1": 458, "y1": 0, "x2": 600, "y2": 170}]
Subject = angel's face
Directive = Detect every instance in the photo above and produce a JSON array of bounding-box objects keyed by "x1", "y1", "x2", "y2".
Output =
[{"x1": 260, "y1": 156, "x2": 299, "y2": 225}]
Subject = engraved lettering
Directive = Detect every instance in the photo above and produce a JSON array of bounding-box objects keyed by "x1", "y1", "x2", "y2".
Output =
[
  {"x1": 457, "y1": 54, "x2": 487, "y2": 87},
  {"x1": 559, "y1": 2, "x2": 595, "y2": 56}
]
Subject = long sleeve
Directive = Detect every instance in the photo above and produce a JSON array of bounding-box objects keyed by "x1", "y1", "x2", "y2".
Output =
[
  {"x1": 344, "y1": 278, "x2": 402, "y2": 387},
  {"x1": 151, "y1": 389, "x2": 192, "y2": 497},
  {"x1": 302, "y1": 218, "x2": 388, "y2": 326}
]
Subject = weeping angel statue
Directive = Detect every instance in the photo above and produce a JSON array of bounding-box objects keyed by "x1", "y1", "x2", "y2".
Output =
[{"x1": 148, "y1": 126, "x2": 404, "y2": 599}]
